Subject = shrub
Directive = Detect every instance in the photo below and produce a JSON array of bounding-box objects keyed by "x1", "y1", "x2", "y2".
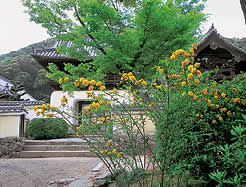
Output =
[{"x1": 27, "y1": 118, "x2": 69, "y2": 139}]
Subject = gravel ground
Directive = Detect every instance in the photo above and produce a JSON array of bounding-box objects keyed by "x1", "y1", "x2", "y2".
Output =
[{"x1": 0, "y1": 157, "x2": 101, "y2": 187}]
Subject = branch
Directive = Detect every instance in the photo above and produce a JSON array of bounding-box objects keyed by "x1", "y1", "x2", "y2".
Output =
[{"x1": 73, "y1": 0, "x2": 107, "y2": 55}]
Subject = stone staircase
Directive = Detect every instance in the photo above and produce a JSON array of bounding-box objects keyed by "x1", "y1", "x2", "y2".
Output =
[{"x1": 18, "y1": 138, "x2": 98, "y2": 158}]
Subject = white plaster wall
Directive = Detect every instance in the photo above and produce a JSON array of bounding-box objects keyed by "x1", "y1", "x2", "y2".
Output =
[
  {"x1": 0, "y1": 115, "x2": 20, "y2": 138},
  {"x1": 49, "y1": 90, "x2": 156, "y2": 135},
  {"x1": 50, "y1": 90, "x2": 131, "y2": 108},
  {"x1": 25, "y1": 108, "x2": 38, "y2": 120},
  {"x1": 50, "y1": 90, "x2": 132, "y2": 125}
]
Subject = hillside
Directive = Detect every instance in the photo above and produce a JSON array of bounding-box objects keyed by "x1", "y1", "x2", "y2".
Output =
[
  {"x1": 0, "y1": 39, "x2": 55, "y2": 102},
  {"x1": 227, "y1": 37, "x2": 246, "y2": 51}
]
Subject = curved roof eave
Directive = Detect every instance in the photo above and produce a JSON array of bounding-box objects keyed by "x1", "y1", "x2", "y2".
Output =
[{"x1": 196, "y1": 25, "x2": 246, "y2": 62}]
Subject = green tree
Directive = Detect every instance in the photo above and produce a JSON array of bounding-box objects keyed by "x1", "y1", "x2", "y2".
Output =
[
  {"x1": 22, "y1": 0, "x2": 207, "y2": 83},
  {"x1": 0, "y1": 54, "x2": 52, "y2": 102},
  {"x1": 6, "y1": 81, "x2": 27, "y2": 101}
]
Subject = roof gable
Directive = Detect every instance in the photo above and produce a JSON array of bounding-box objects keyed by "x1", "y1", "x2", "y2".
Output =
[{"x1": 196, "y1": 25, "x2": 246, "y2": 62}]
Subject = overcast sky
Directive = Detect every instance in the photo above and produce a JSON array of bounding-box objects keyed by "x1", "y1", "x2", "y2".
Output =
[{"x1": 0, "y1": 0, "x2": 246, "y2": 55}]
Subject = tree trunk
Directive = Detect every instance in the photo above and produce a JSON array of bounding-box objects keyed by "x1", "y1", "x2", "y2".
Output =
[{"x1": 240, "y1": 0, "x2": 246, "y2": 24}]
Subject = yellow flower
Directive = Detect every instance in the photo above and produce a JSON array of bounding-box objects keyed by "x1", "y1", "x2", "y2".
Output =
[
  {"x1": 197, "y1": 70, "x2": 202, "y2": 77},
  {"x1": 79, "y1": 77, "x2": 85, "y2": 82},
  {"x1": 113, "y1": 88, "x2": 117, "y2": 92},
  {"x1": 170, "y1": 55, "x2": 176, "y2": 60},
  {"x1": 82, "y1": 80, "x2": 89, "y2": 86},
  {"x1": 61, "y1": 95, "x2": 68, "y2": 103},
  {"x1": 99, "y1": 100, "x2": 104, "y2": 104},
  {"x1": 100, "y1": 86, "x2": 106, "y2": 91},
  {"x1": 212, "y1": 120, "x2": 216, "y2": 124},
  {"x1": 218, "y1": 117, "x2": 223, "y2": 121},
  {"x1": 101, "y1": 117, "x2": 105, "y2": 122},
  {"x1": 106, "y1": 141, "x2": 111, "y2": 146},
  {"x1": 184, "y1": 58, "x2": 190, "y2": 65},
  {"x1": 195, "y1": 113, "x2": 199, "y2": 117},
  {"x1": 46, "y1": 113, "x2": 54, "y2": 118},
  {"x1": 74, "y1": 80, "x2": 79, "y2": 87},
  {"x1": 188, "y1": 65, "x2": 193, "y2": 71},
  {"x1": 129, "y1": 76, "x2": 136, "y2": 83},
  {"x1": 182, "y1": 92, "x2": 186, "y2": 96},
  {"x1": 85, "y1": 106, "x2": 90, "y2": 111},
  {"x1": 88, "y1": 85, "x2": 94, "y2": 91},
  {"x1": 181, "y1": 81, "x2": 186, "y2": 86},
  {"x1": 64, "y1": 77, "x2": 69, "y2": 82},
  {"x1": 188, "y1": 91, "x2": 193, "y2": 96},
  {"x1": 195, "y1": 63, "x2": 200, "y2": 68},
  {"x1": 148, "y1": 103, "x2": 154, "y2": 108},
  {"x1": 128, "y1": 72, "x2": 133, "y2": 76},
  {"x1": 117, "y1": 153, "x2": 121, "y2": 157},
  {"x1": 202, "y1": 88, "x2": 208, "y2": 95},
  {"x1": 191, "y1": 68, "x2": 196, "y2": 73},
  {"x1": 59, "y1": 78, "x2": 62, "y2": 84},
  {"x1": 194, "y1": 79, "x2": 200, "y2": 84},
  {"x1": 216, "y1": 104, "x2": 220, "y2": 108},
  {"x1": 187, "y1": 73, "x2": 194, "y2": 79},
  {"x1": 158, "y1": 68, "x2": 164, "y2": 73},
  {"x1": 90, "y1": 80, "x2": 96, "y2": 85},
  {"x1": 193, "y1": 95, "x2": 198, "y2": 100},
  {"x1": 36, "y1": 110, "x2": 40, "y2": 115},
  {"x1": 221, "y1": 93, "x2": 226, "y2": 97},
  {"x1": 227, "y1": 111, "x2": 232, "y2": 116},
  {"x1": 112, "y1": 149, "x2": 117, "y2": 154},
  {"x1": 96, "y1": 81, "x2": 102, "y2": 87},
  {"x1": 192, "y1": 43, "x2": 198, "y2": 47},
  {"x1": 142, "y1": 81, "x2": 147, "y2": 87},
  {"x1": 106, "y1": 100, "x2": 111, "y2": 105}
]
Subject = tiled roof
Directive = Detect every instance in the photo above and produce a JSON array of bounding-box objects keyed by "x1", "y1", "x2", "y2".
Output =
[
  {"x1": 0, "y1": 105, "x2": 25, "y2": 113},
  {"x1": 0, "y1": 101, "x2": 45, "y2": 113},
  {"x1": 33, "y1": 40, "x2": 98, "y2": 59},
  {"x1": 197, "y1": 24, "x2": 246, "y2": 62},
  {"x1": 0, "y1": 101, "x2": 45, "y2": 106}
]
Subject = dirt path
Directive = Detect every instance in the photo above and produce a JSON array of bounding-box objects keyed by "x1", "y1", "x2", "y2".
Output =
[{"x1": 0, "y1": 157, "x2": 101, "y2": 187}]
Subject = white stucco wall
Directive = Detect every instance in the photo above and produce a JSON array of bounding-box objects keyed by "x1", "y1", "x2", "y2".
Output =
[
  {"x1": 50, "y1": 90, "x2": 131, "y2": 108},
  {"x1": 0, "y1": 115, "x2": 20, "y2": 138},
  {"x1": 50, "y1": 90, "x2": 131, "y2": 125},
  {"x1": 50, "y1": 90, "x2": 156, "y2": 134},
  {"x1": 25, "y1": 109, "x2": 38, "y2": 120}
]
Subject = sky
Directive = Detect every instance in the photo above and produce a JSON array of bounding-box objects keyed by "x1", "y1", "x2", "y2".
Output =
[{"x1": 0, "y1": 0, "x2": 246, "y2": 55}]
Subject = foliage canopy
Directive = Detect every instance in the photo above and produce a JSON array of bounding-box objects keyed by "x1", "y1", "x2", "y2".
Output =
[{"x1": 23, "y1": 0, "x2": 207, "y2": 81}]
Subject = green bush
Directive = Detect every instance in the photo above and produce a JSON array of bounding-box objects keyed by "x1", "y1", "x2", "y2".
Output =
[{"x1": 27, "y1": 118, "x2": 69, "y2": 139}]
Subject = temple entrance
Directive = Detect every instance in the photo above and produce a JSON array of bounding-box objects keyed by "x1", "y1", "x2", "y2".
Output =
[{"x1": 74, "y1": 100, "x2": 91, "y2": 126}]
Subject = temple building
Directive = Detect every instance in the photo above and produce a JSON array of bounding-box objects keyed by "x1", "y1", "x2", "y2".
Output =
[{"x1": 195, "y1": 25, "x2": 246, "y2": 81}]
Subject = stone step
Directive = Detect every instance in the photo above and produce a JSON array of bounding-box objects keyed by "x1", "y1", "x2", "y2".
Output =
[
  {"x1": 24, "y1": 140, "x2": 89, "y2": 146},
  {"x1": 23, "y1": 145, "x2": 91, "y2": 151},
  {"x1": 19, "y1": 151, "x2": 97, "y2": 158}
]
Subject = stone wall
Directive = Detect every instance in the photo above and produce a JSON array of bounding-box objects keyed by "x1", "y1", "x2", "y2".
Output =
[{"x1": 0, "y1": 136, "x2": 24, "y2": 158}]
